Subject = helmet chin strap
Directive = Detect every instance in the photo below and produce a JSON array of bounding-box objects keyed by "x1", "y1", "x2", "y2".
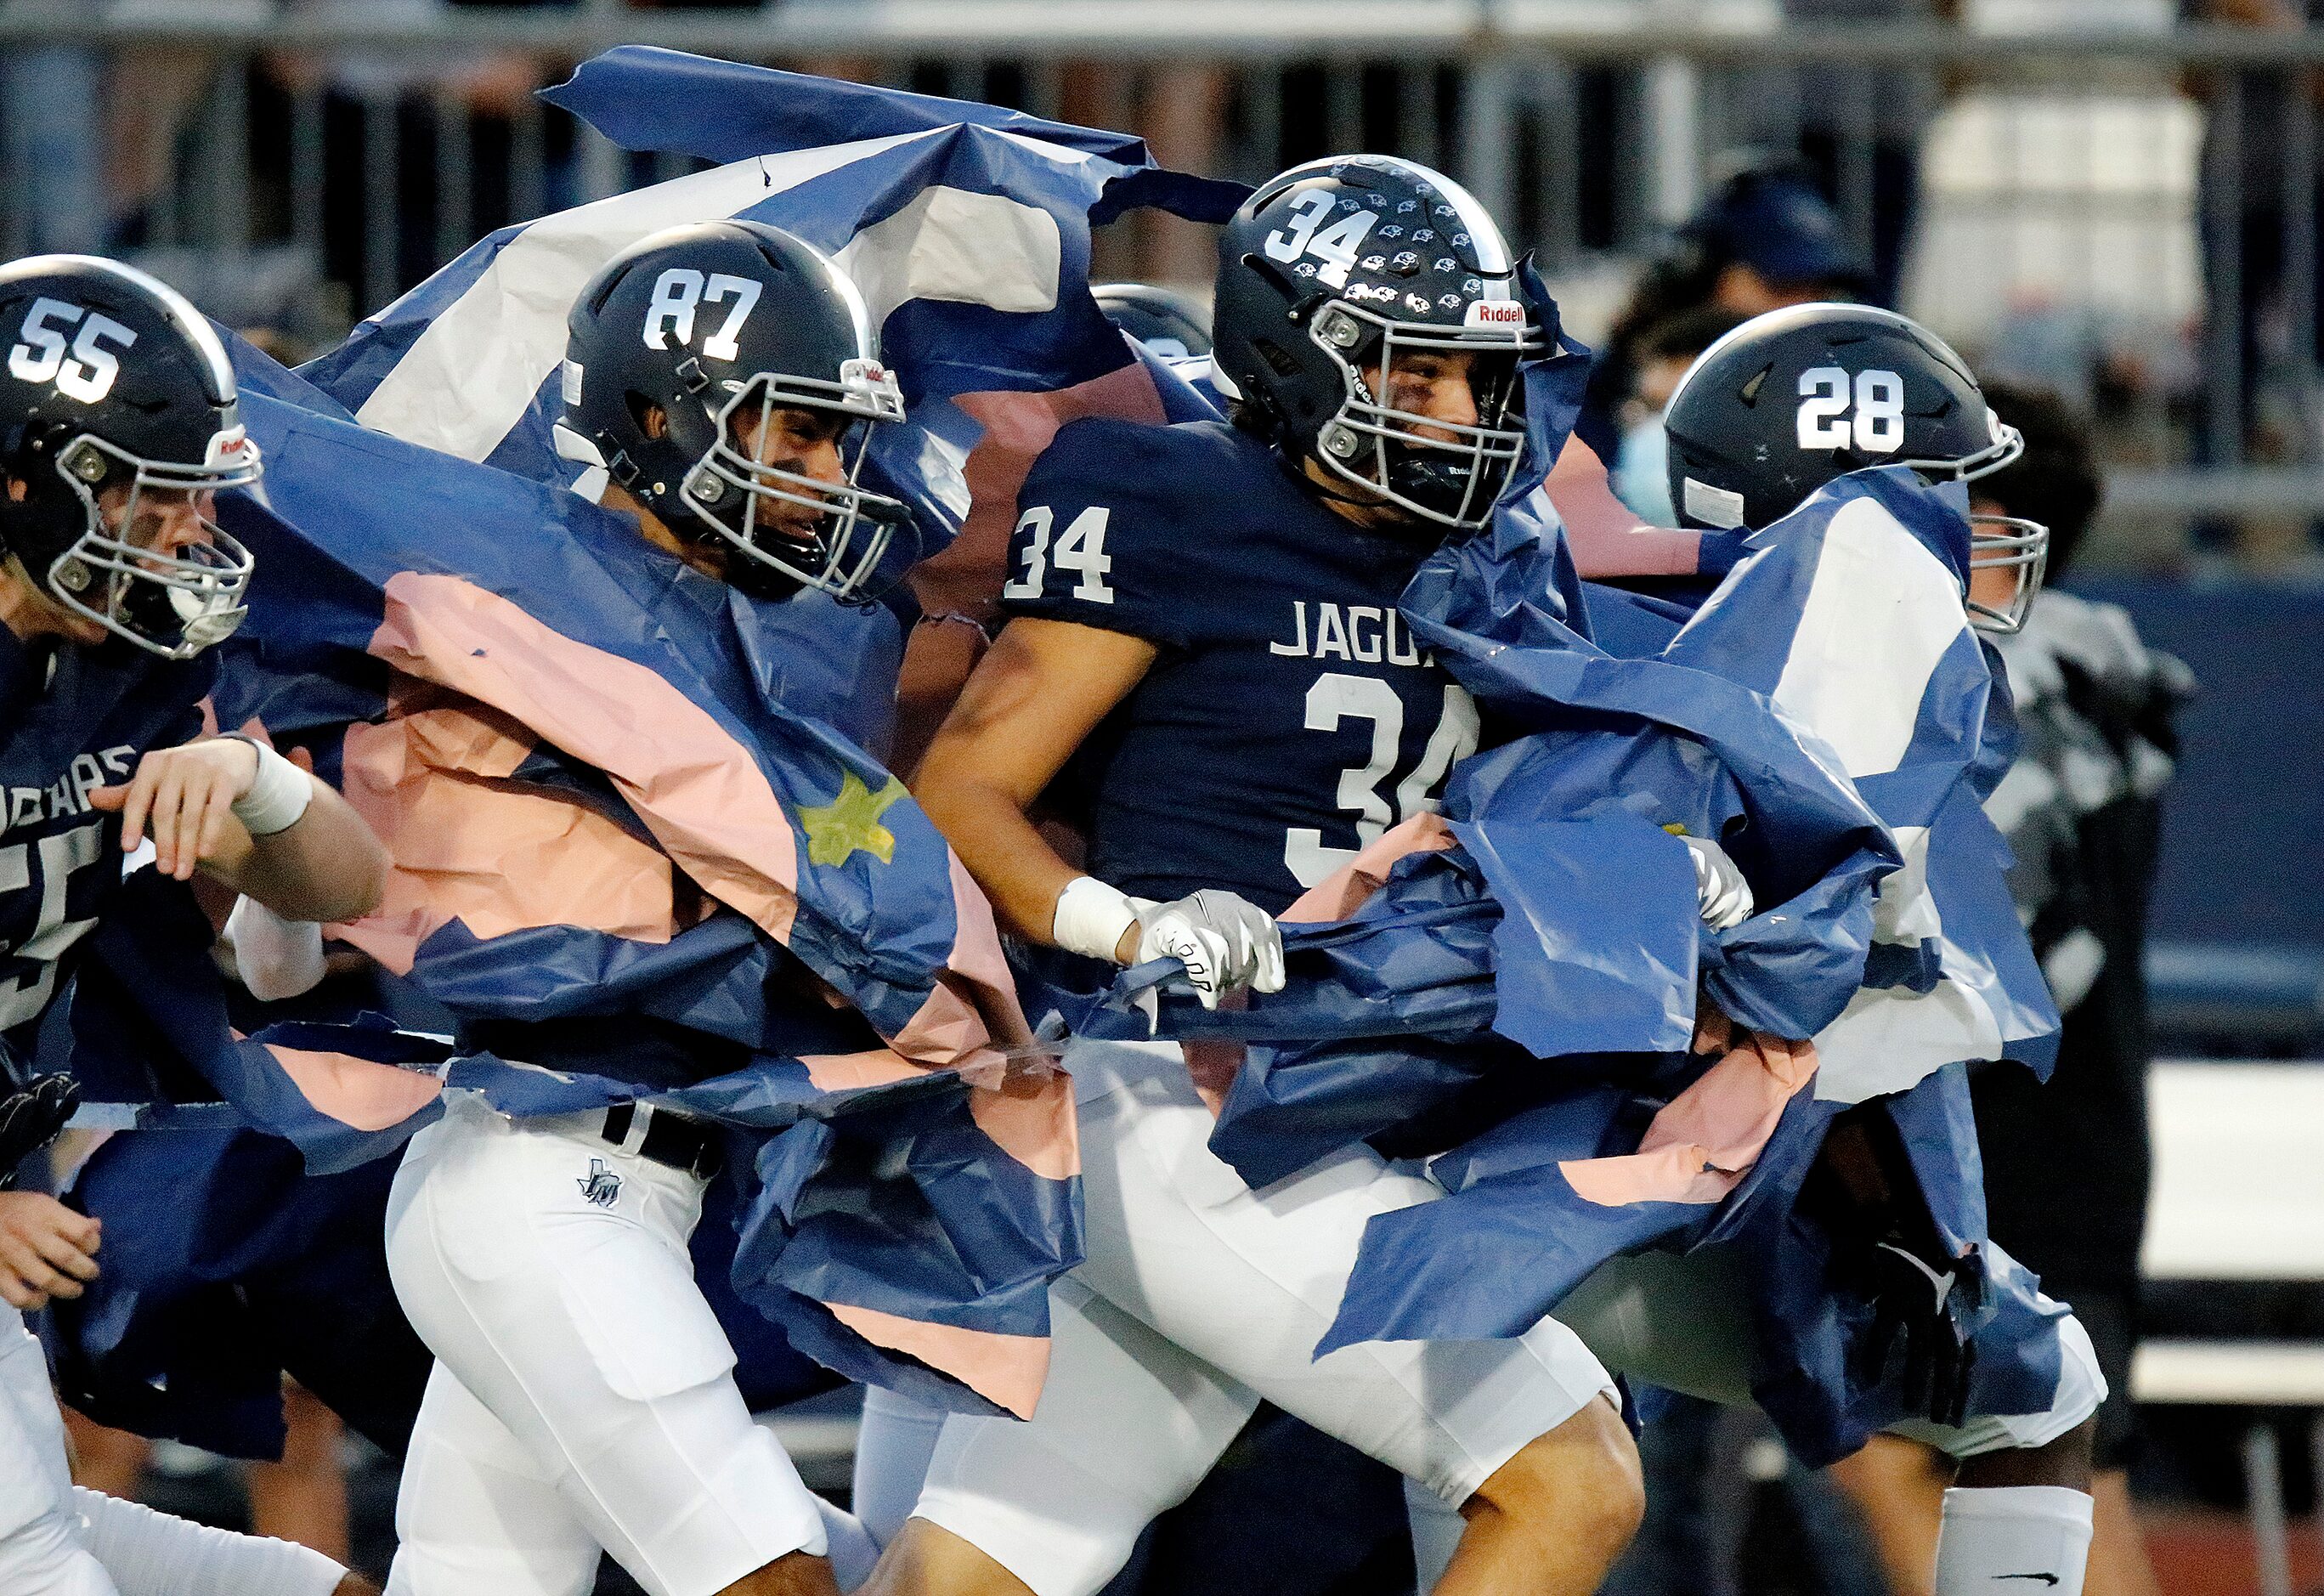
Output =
[
  {"x1": 1242, "y1": 358, "x2": 1462, "y2": 538},
  {"x1": 1284, "y1": 444, "x2": 1433, "y2": 536},
  {"x1": 0, "y1": 552, "x2": 65, "y2": 644},
  {"x1": 1293, "y1": 422, "x2": 1482, "y2": 540}
]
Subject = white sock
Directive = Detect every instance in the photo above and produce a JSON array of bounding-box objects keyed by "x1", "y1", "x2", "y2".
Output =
[
  {"x1": 1933, "y1": 1485, "x2": 2095, "y2": 1596},
  {"x1": 814, "y1": 1497, "x2": 879, "y2": 1593},
  {"x1": 1402, "y1": 1474, "x2": 1464, "y2": 1594},
  {"x1": 851, "y1": 1385, "x2": 949, "y2": 1552}
]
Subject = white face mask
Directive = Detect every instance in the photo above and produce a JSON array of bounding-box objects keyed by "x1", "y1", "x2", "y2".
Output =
[{"x1": 1609, "y1": 413, "x2": 1675, "y2": 526}]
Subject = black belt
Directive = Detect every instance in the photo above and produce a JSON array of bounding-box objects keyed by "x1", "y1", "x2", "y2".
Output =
[{"x1": 599, "y1": 1101, "x2": 722, "y2": 1180}]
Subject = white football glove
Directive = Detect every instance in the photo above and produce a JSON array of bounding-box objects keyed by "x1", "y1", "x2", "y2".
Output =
[
  {"x1": 1681, "y1": 835, "x2": 1756, "y2": 931},
  {"x1": 1132, "y1": 890, "x2": 1287, "y2": 1010}
]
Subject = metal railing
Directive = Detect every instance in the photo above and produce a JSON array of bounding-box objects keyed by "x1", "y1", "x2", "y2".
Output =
[{"x1": 5, "y1": 6, "x2": 2324, "y2": 566}]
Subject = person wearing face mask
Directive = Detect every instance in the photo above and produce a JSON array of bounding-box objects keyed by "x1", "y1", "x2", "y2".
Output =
[
  {"x1": 1577, "y1": 158, "x2": 1869, "y2": 480},
  {"x1": 1607, "y1": 305, "x2": 1750, "y2": 526}
]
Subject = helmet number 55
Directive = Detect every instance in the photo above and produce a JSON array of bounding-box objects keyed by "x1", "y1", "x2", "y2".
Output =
[
  {"x1": 1796, "y1": 366, "x2": 1903, "y2": 454},
  {"x1": 9, "y1": 297, "x2": 139, "y2": 405}
]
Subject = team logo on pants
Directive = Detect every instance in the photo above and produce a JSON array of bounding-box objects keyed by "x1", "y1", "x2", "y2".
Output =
[{"x1": 577, "y1": 1157, "x2": 621, "y2": 1208}]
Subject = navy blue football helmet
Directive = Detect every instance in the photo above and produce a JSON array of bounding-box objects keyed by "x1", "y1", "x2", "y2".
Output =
[
  {"x1": 1094, "y1": 282, "x2": 1212, "y2": 359},
  {"x1": 0, "y1": 256, "x2": 260, "y2": 658},
  {"x1": 1211, "y1": 156, "x2": 1542, "y2": 531},
  {"x1": 557, "y1": 220, "x2": 911, "y2": 603},
  {"x1": 1663, "y1": 303, "x2": 2046, "y2": 631}
]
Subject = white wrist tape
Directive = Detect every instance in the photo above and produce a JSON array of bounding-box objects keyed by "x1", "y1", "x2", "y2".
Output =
[
  {"x1": 229, "y1": 739, "x2": 314, "y2": 837},
  {"x1": 1051, "y1": 874, "x2": 1143, "y2": 965},
  {"x1": 223, "y1": 893, "x2": 329, "y2": 1000}
]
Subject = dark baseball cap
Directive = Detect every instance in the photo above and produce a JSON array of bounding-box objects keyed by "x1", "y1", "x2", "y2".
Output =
[{"x1": 1682, "y1": 168, "x2": 1867, "y2": 291}]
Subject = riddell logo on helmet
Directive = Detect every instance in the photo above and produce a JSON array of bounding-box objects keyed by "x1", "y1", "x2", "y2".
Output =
[
  {"x1": 1463, "y1": 300, "x2": 1525, "y2": 329},
  {"x1": 204, "y1": 427, "x2": 253, "y2": 469}
]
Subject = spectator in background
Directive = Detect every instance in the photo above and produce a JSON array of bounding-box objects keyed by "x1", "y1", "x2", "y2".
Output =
[
  {"x1": 266, "y1": 0, "x2": 580, "y2": 316},
  {"x1": 2185, "y1": 0, "x2": 2324, "y2": 577},
  {"x1": 1578, "y1": 159, "x2": 1867, "y2": 468},
  {"x1": 1770, "y1": 0, "x2": 1958, "y2": 309},
  {"x1": 1828, "y1": 383, "x2": 2190, "y2": 1596},
  {"x1": 1608, "y1": 305, "x2": 1750, "y2": 524},
  {"x1": 0, "y1": 0, "x2": 105, "y2": 256}
]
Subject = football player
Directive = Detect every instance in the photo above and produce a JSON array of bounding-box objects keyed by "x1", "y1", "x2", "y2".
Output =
[
  {"x1": 1661, "y1": 303, "x2": 2049, "y2": 634},
  {"x1": 1516, "y1": 303, "x2": 2103, "y2": 1596},
  {"x1": 865, "y1": 156, "x2": 1757, "y2": 1596},
  {"x1": 0, "y1": 252, "x2": 388, "y2": 1596},
  {"x1": 377, "y1": 221, "x2": 903, "y2": 1596},
  {"x1": 1811, "y1": 379, "x2": 2170, "y2": 1596}
]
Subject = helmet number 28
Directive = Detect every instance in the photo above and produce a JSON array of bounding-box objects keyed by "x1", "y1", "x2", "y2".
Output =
[
  {"x1": 8, "y1": 297, "x2": 139, "y2": 405},
  {"x1": 1795, "y1": 366, "x2": 1904, "y2": 455},
  {"x1": 1263, "y1": 190, "x2": 1381, "y2": 291}
]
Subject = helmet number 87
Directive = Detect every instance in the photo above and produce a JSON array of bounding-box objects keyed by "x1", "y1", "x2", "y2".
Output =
[{"x1": 1795, "y1": 366, "x2": 1903, "y2": 454}]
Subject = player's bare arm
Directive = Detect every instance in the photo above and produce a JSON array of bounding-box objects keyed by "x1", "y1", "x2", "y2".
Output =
[
  {"x1": 913, "y1": 614, "x2": 1156, "y2": 952},
  {"x1": 90, "y1": 735, "x2": 387, "y2": 924},
  {"x1": 915, "y1": 614, "x2": 1286, "y2": 1006},
  {"x1": 0, "y1": 364, "x2": 384, "y2": 925}
]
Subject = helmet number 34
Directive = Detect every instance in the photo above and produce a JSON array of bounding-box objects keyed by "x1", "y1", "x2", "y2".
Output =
[
  {"x1": 1795, "y1": 365, "x2": 1904, "y2": 454},
  {"x1": 8, "y1": 298, "x2": 138, "y2": 405},
  {"x1": 1262, "y1": 190, "x2": 1381, "y2": 291}
]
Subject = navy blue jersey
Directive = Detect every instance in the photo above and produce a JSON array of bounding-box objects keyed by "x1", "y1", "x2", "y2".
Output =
[
  {"x1": 0, "y1": 629, "x2": 209, "y2": 1050},
  {"x1": 1001, "y1": 418, "x2": 1478, "y2": 914}
]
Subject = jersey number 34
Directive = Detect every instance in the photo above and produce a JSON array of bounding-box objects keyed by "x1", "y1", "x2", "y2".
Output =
[
  {"x1": 1286, "y1": 674, "x2": 1477, "y2": 889},
  {"x1": 1003, "y1": 506, "x2": 1116, "y2": 604}
]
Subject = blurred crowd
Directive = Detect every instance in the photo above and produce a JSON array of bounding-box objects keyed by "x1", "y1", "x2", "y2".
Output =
[{"x1": 5, "y1": 0, "x2": 2324, "y2": 574}]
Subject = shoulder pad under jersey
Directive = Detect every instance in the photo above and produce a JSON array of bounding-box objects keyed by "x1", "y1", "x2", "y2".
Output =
[{"x1": 998, "y1": 418, "x2": 1302, "y2": 649}]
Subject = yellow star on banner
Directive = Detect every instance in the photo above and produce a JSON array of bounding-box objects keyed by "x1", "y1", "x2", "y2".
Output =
[{"x1": 798, "y1": 770, "x2": 910, "y2": 868}]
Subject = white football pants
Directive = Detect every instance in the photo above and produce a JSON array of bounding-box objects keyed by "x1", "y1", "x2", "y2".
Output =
[
  {"x1": 896, "y1": 1037, "x2": 1619, "y2": 1596},
  {"x1": 1552, "y1": 1246, "x2": 2106, "y2": 1458},
  {"x1": 1403, "y1": 1245, "x2": 2110, "y2": 1591},
  {"x1": 382, "y1": 1096, "x2": 832, "y2": 1596}
]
